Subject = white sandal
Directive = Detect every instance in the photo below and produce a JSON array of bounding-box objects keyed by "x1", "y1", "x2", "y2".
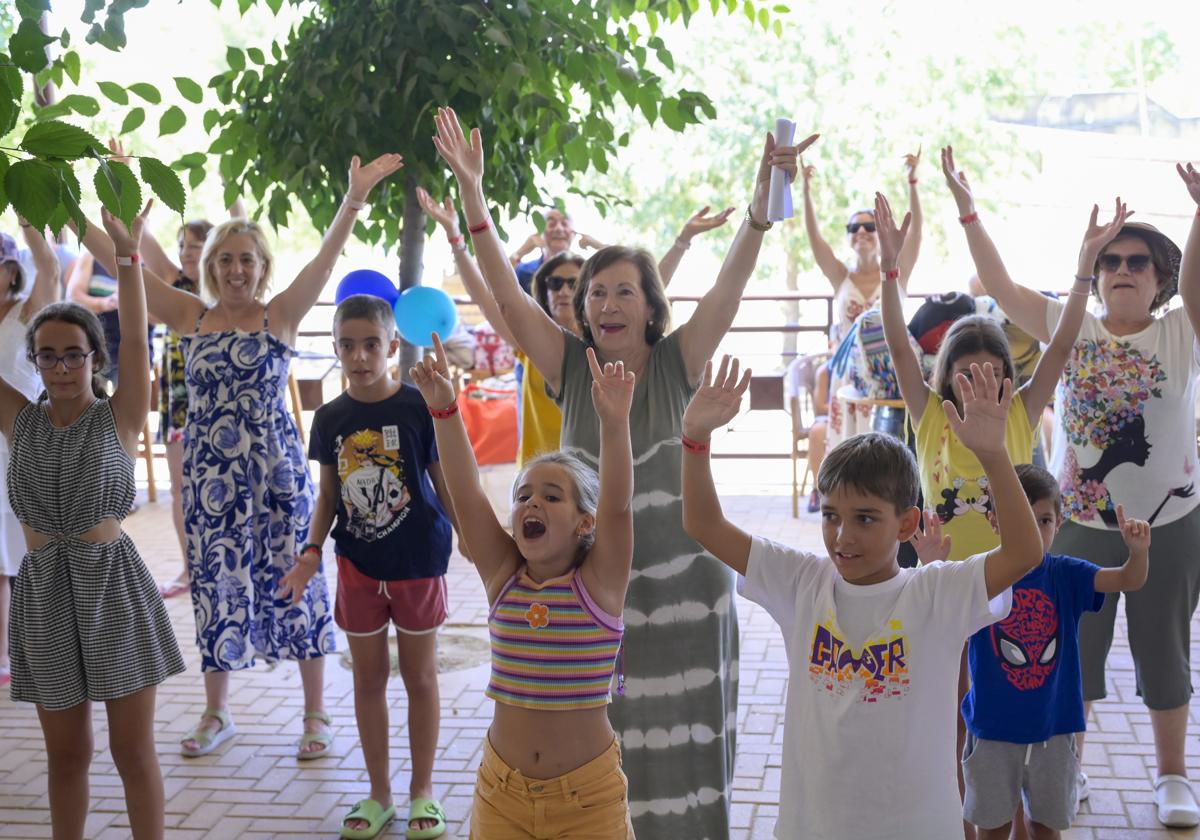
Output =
[
  {"x1": 180, "y1": 709, "x2": 237, "y2": 758},
  {"x1": 1155, "y1": 774, "x2": 1200, "y2": 828}
]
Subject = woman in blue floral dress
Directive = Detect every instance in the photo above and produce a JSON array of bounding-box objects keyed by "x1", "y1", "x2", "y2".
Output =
[{"x1": 137, "y1": 153, "x2": 404, "y2": 757}]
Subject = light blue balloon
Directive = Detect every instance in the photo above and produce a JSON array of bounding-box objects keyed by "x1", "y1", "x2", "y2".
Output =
[
  {"x1": 335, "y1": 269, "x2": 399, "y2": 305},
  {"x1": 393, "y1": 286, "x2": 458, "y2": 347}
]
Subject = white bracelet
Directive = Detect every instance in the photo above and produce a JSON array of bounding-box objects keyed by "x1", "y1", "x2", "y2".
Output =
[
  {"x1": 675, "y1": 237, "x2": 691, "y2": 250},
  {"x1": 344, "y1": 196, "x2": 366, "y2": 211}
]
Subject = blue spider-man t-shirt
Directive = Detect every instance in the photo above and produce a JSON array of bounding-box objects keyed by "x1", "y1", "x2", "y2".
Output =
[{"x1": 962, "y1": 553, "x2": 1104, "y2": 743}]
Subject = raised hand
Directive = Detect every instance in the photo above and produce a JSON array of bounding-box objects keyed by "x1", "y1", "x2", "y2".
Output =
[
  {"x1": 941, "y1": 145, "x2": 975, "y2": 216},
  {"x1": 587, "y1": 347, "x2": 635, "y2": 425},
  {"x1": 680, "y1": 205, "x2": 736, "y2": 242},
  {"x1": 408, "y1": 332, "x2": 458, "y2": 411},
  {"x1": 416, "y1": 187, "x2": 460, "y2": 234},
  {"x1": 101, "y1": 200, "x2": 153, "y2": 256},
  {"x1": 904, "y1": 146, "x2": 922, "y2": 181},
  {"x1": 873, "y1": 192, "x2": 912, "y2": 275},
  {"x1": 800, "y1": 158, "x2": 816, "y2": 189},
  {"x1": 942, "y1": 362, "x2": 1012, "y2": 457},
  {"x1": 1116, "y1": 504, "x2": 1151, "y2": 555},
  {"x1": 432, "y1": 106, "x2": 485, "y2": 186},
  {"x1": 750, "y1": 130, "x2": 819, "y2": 219},
  {"x1": 909, "y1": 509, "x2": 952, "y2": 564},
  {"x1": 682, "y1": 355, "x2": 751, "y2": 440},
  {"x1": 107, "y1": 137, "x2": 132, "y2": 166},
  {"x1": 348, "y1": 153, "x2": 404, "y2": 203},
  {"x1": 1078, "y1": 198, "x2": 1134, "y2": 272},
  {"x1": 1176, "y1": 162, "x2": 1200, "y2": 206},
  {"x1": 577, "y1": 233, "x2": 606, "y2": 251}
]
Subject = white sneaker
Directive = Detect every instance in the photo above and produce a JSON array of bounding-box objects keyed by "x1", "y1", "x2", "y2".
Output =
[
  {"x1": 1155, "y1": 774, "x2": 1200, "y2": 828},
  {"x1": 1077, "y1": 771, "x2": 1090, "y2": 802}
]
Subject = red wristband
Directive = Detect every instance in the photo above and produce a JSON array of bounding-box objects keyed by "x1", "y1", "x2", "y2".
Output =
[
  {"x1": 883, "y1": 268, "x2": 900, "y2": 282},
  {"x1": 908, "y1": 178, "x2": 918, "y2": 184},
  {"x1": 468, "y1": 218, "x2": 491, "y2": 235},
  {"x1": 959, "y1": 212, "x2": 980, "y2": 226},
  {"x1": 429, "y1": 401, "x2": 459, "y2": 419},
  {"x1": 447, "y1": 234, "x2": 464, "y2": 246},
  {"x1": 681, "y1": 435, "x2": 710, "y2": 454}
]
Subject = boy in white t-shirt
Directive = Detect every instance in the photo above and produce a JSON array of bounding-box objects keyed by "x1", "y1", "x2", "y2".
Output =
[{"x1": 679, "y1": 356, "x2": 1044, "y2": 840}]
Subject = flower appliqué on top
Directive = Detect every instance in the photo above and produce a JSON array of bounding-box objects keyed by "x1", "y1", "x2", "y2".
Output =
[{"x1": 525, "y1": 603, "x2": 550, "y2": 629}]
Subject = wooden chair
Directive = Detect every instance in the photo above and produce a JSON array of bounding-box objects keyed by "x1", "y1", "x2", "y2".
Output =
[
  {"x1": 287, "y1": 371, "x2": 306, "y2": 446},
  {"x1": 785, "y1": 353, "x2": 828, "y2": 518}
]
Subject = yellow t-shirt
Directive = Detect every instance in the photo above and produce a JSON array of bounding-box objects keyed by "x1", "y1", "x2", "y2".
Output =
[
  {"x1": 516, "y1": 351, "x2": 563, "y2": 467},
  {"x1": 915, "y1": 389, "x2": 1035, "y2": 561}
]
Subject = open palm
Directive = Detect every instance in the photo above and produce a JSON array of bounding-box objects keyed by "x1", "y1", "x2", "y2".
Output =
[
  {"x1": 873, "y1": 192, "x2": 911, "y2": 274},
  {"x1": 102, "y1": 200, "x2": 153, "y2": 256},
  {"x1": 1079, "y1": 198, "x2": 1134, "y2": 267},
  {"x1": 587, "y1": 348, "x2": 635, "y2": 424},
  {"x1": 683, "y1": 355, "x2": 751, "y2": 439},
  {"x1": 433, "y1": 106, "x2": 485, "y2": 185},
  {"x1": 416, "y1": 187, "x2": 459, "y2": 233},
  {"x1": 940, "y1": 146, "x2": 976, "y2": 215},
  {"x1": 409, "y1": 333, "x2": 457, "y2": 411},
  {"x1": 942, "y1": 362, "x2": 1011, "y2": 456},
  {"x1": 682, "y1": 206, "x2": 736, "y2": 240},
  {"x1": 348, "y1": 153, "x2": 403, "y2": 202},
  {"x1": 1177, "y1": 162, "x2": 1200, "y2": 206}
]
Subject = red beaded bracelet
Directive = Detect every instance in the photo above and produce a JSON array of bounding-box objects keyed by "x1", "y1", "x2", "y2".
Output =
[
  {"x1": 959, "y1": 212, "x2": 980, "y2": 226},
  {"x1": 681, "y1": 435, "x2": 710, "y2": 454},
  {"x1": 883, "y1": 268, "x2": 900, "y2": 282},
  {"x1": 429, "y1": 402, "x2": 459, "y2": 419},
  {"x1": 468, "y1": 218, "x2": 491, "y2": 235}
]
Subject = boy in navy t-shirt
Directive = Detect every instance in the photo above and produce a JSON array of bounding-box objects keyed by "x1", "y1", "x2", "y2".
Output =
[
  {"x1": 300, "y1": 294, "x2": 461, "y2": 840},
  {"x1": 957, "y1": 464, "x2": 1149, "y2": 839}
]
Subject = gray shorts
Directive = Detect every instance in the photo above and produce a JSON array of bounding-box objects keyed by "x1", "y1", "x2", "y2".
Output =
[
  {"x1": 961, "y1": 732, "x2": 1079, "y2": 831},
  {"x1": 1052, "y1": 504, "x2": 1200, "y2": 710}
]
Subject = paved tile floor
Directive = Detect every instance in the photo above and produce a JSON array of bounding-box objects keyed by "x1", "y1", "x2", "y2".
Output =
[{"x1": 2, "y1": 478, "x2": 1199, "y2": 839}]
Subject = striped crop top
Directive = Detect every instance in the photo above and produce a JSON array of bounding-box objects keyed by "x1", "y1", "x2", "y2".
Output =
[{"x1": 486, "y1": 565, "x2": 624, "y2": 711}]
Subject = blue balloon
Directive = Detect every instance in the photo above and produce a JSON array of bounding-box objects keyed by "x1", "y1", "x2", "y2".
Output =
[
  {"x1": 335, "y1": 269, "x2": 399, "y2": 305},
  {"x1": 393, "y1": 286, "x2": 458, "y2": 347}
]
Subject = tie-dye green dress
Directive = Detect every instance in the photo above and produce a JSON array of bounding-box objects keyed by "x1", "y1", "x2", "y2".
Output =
[{"x1": 554, "y1": 329, "x2": 737, "y2": 840}]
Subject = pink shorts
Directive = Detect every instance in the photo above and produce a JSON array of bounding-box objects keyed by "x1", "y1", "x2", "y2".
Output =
[{"x1": 334, "y1": 555, "x2": 448, "y2": 636}]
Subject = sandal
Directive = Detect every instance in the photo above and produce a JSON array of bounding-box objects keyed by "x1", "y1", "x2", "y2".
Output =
[
  {"x1": 339, "y1": 798, "x2": 396, "y2": 840},
  {"x1": 406, "y1": 797, "x2": 447, "y2": 839},
  {"x1": 296, "y1": 710, "x2": 334, "y2": 760},
  {"x1": 157, "y1": 578, "x2": 189, "y2": 599},
  {"x1": 1156, "y1": 774, "x2": 1200, "y2": 828},
  {"x1": 180, "y1": 709, "x2": 236, "y2": 757}
]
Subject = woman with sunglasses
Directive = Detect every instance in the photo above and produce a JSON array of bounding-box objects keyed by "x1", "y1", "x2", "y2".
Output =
[
  {"x1": 946, "y1": 146, "x2": 1200, "y2": 829},
  {"x1": 419, "y1": 189, "x2": 734, "y2": 467},
  {"x1": 801, "y1": 150, "x2": 923, "y2": 346}
]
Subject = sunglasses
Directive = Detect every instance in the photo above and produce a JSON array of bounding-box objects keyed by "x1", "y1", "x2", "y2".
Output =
[
  {"x1": 846, "y1": 222, "x2": 877, "y2": 234},
  {"x1": 545, "y1": 274, "x2": 576, "y2": 293},
  {"x1": 1098, "y1": 253, "x2": 1152, "y2": 273}
]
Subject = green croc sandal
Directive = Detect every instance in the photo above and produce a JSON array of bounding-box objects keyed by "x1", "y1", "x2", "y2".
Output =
[
  {"x1": 297, "y1": 710, "x2": 334, "y2": 760},
  {"x1": 180, "y1": 709, "x2": 236, "y2": 758},
  {"x1": 406, "y1": 797, "x2": 447, "y2": 840},
  {"x1": 339, "y1": 799, "x2": 396, "y2": 840}
]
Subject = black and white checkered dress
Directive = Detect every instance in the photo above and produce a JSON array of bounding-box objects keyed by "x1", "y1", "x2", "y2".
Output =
[{"x1": 6, "y1": 399, "x2": 185, "y2": 710}]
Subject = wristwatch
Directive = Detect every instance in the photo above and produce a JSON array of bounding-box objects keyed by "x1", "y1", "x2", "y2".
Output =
[{"x1": 744, "y1": 206, "x2": 772, "y2": 232}]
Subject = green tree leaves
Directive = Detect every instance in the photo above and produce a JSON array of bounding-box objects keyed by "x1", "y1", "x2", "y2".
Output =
[
  {"x1": 19, "y1": 120, "x2": 103, "y2": 159},
  {"x1": 4, "y1": 161, "x2": 60, "y2": 228},
  {"x1": 93, "y1": 159, "x2": 141, "y2": 225}
]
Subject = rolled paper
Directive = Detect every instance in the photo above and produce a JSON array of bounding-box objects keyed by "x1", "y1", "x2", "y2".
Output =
[{"x1": 767, "y1": 117, "x2": 796, "y2": 223}]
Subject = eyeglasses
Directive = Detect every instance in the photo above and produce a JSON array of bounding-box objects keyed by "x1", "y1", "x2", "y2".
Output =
[
  {"x1": 1098, "y1": 253, "x2": 1152, "y2": 273},
  {"x1": 545, "y1": 274, "x2": 576, "y2": 293},
  {"x1": 31, "y1": 350, "x2": 95, "y2": 370},
  {"x1": 846, "y1": 222, "x2": 877, "y2": 234}
]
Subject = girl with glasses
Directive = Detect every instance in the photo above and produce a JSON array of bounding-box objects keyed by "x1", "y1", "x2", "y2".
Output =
[{"x1": 0, "y1": 205, "x2": 185, "y2": 839}]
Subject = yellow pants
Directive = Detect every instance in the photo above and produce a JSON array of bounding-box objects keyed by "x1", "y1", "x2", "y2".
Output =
[{"x1": 469, "y1": 736, "x2": 636, "y2": 839}]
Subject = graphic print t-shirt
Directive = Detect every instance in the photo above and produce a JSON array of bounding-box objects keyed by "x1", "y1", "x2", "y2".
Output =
[
  {"x1": 1046, "y1": 299, "x2": 1200, "y2": 529},
  {"x1": 963, "y1": 553, "x2": 1102, "y2": 743},
  {"x1": 309, "y1": 386, "x2": 452, "y2": 581},
  {"x1": 742, "y1": 538, "x2": 1011, "y2": 840}
]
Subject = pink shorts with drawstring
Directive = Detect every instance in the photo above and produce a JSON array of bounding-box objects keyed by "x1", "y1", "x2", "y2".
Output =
[{"x1": 333, "y1": 555, "x2": 447, "y2": 636}]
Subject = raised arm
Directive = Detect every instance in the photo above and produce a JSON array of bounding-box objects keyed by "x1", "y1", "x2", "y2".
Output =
[
  {"x1": 657, "y1": 205, "x2": 735, "y2": 288},
  {"x1": 1176, "y1": 163, "x2": 1200, "y2": 336},
  {"x1": 579, "y1": 348, "x2": 635, "y2": 614},
  {"x1": 677, "y1": 130, "x2": 817, "y2": 381},
  {"x1": 416, "y1": 186, "x2": 521, "y2": 351},
  {"x1": 102, "y1": 204, "x2": 153, "y2": 455},
  {"x1": 875, "y1": 191, "x2": 930, "y2": 421},
  {"x1": 269, "y1": 154, "x2": 403, "y2": 343},
  {"x1": 18, "y1": 220, "x2": 61, "y2": 319},
  {"x1": 897, "y1": 149, "x2": 923, "y2": 281},
  {"x1": 800, "y1": 159, "x2": 848, "y2": 289},
  {"x1": 1020, "y1": 199, "x2": 1133, "y2": 424},
  {"x1": 410, "y1": 333, "x2": 519, "y2": 596},
  {"x1": 945, "y1": 363, "x2": 1043, "y2": 599},
  {"x1": 1094, "y1": 504, "x2": 1150, "y2": 593},
  {"x1": 107, "y1": 138, "x2": 181, "y2": 283},
  {"x1": 681, "y1": 355, "x2": 754, "y2": 574},
  {"x1": 942, "y1": 146, "x2": 1051, "y2": 341},
  {"x1": 433, "y1": 107, "x2": 566, "y2": 391}
]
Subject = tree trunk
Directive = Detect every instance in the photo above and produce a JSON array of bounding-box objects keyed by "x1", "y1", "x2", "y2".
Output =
[{"x1": 396, "y1": 172, "x2": 426, "y2": 382}]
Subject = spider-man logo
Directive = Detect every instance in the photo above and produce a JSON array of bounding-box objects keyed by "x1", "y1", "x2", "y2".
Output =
[{"x1": 990, "y1": 588, "x2": 1059, "y2": 691}]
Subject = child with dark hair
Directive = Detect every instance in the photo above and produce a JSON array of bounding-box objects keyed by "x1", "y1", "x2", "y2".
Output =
[
  {"x1": 681, "y1": 352, "x2": 1044, "y2": 839},
  {"x1": 915, "y1": 463, "x2": 1150, "y2": 839},
  {"x1": 285, "y1": 293, "x2": 460, "y2": 840}
]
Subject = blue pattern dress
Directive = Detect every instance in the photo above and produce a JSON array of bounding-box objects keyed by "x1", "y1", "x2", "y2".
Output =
[{"x1": 180, "y1": 308, "x2": 334, "y2": 672}]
